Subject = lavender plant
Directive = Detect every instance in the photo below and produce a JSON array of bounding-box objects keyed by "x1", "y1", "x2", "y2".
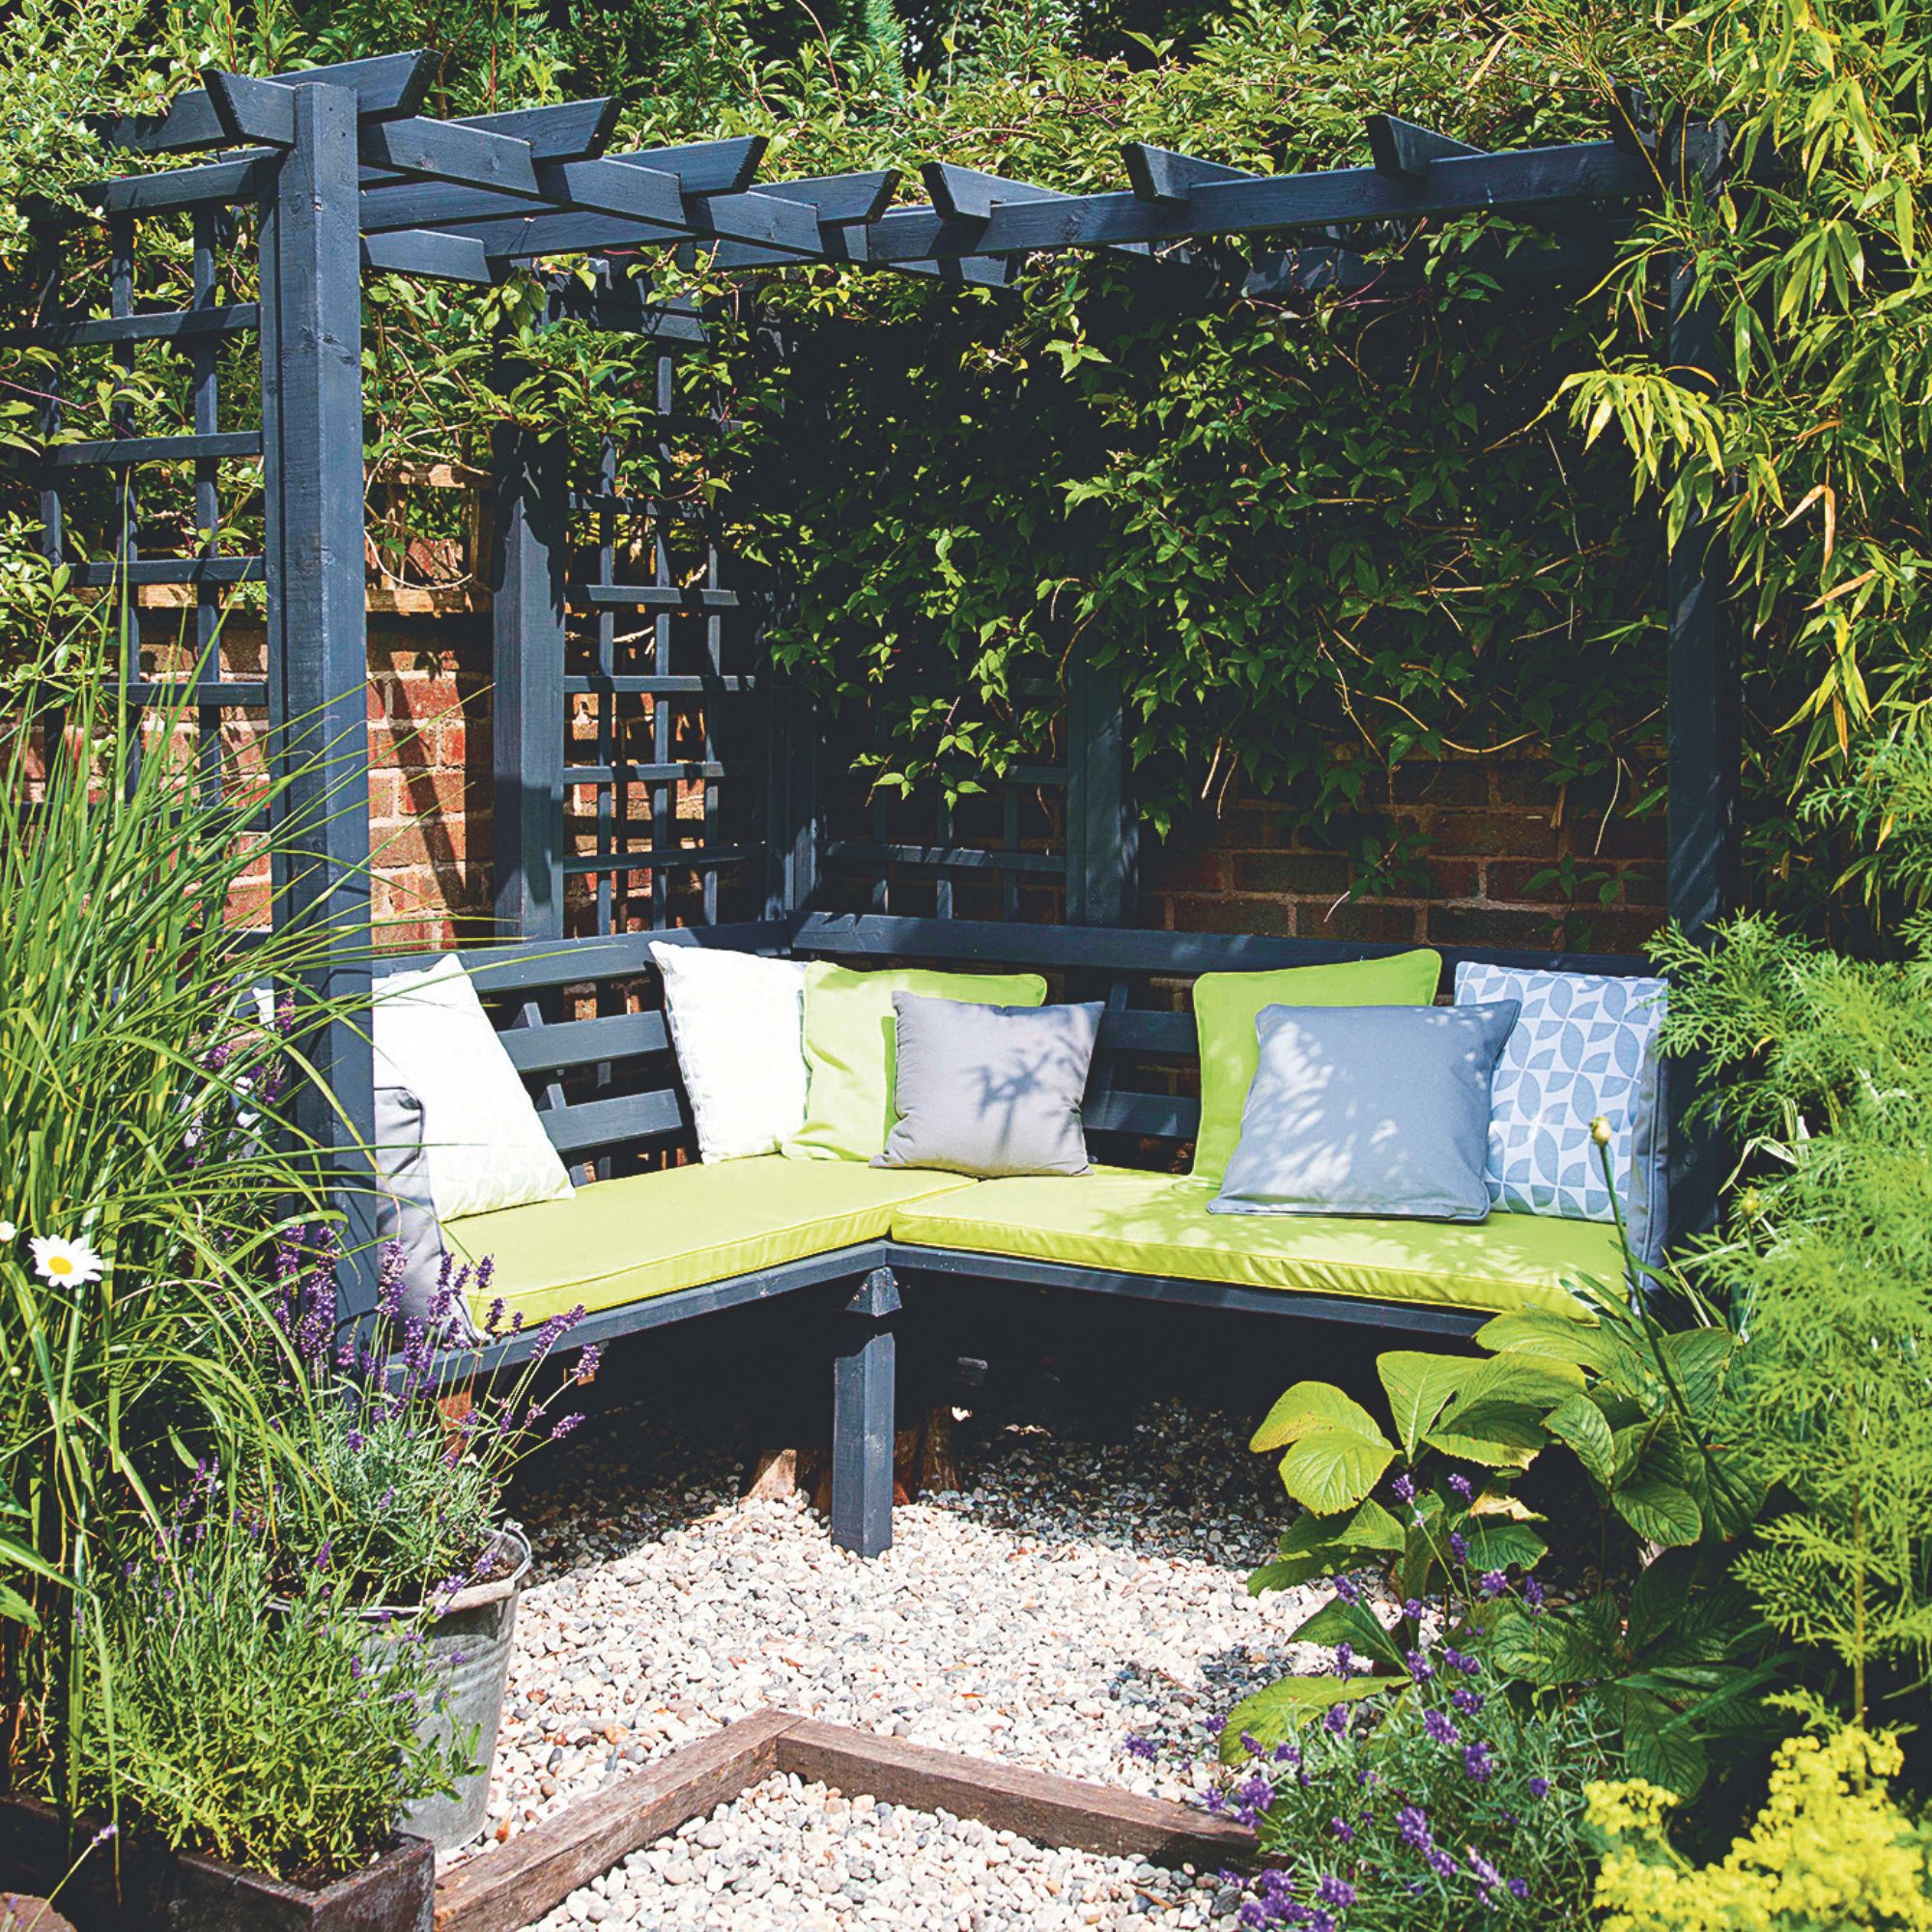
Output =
[
  {"x1": 1209, "y1": 1613, "x2": 1610, "y2": 1932},
  {"x1": 261, "y1": 1229, "x2": 594, "y2": 1605},
  {"x1": 66, "y1": 1487, "x2": 469, "y2": 1883}
]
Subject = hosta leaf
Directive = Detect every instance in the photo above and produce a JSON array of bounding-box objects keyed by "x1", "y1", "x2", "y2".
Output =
[
  {"x1": 1278, "y1": 1430, "x2": 1397, "y2": 1515},
  {"x1": 1485, "y1": 1599, "x2": 1620, "y2": 1687},
  {"x1": 1614, "y1": 1477, "x2": 1703, "y2": 1548},
  {"x1": 1290, "y1": 1596, "x2": 1408, "y2": 1669},
  {"x1": 1543, "y1": 1392, "x2": 1618, "y2": 1486},
  {"x1": 1662, "y1": 1327, "x2": 1735, "y2": 1416},
  {"x1": 1377, "y1": 1351, "x2": 1464, "y2": 1460},
  {"x1": 1422, "y1": 1406, "x2": 1545, "y2": 1468},
  {"x1": 1627, "y1": 1547, "x2": 1697, "y2": 1648},
  {"x1": 1248, "y1": 1553, "x2": 1334, "y2": 1597},
  {"x1": 1463, "y1": 1520, "x2": 1548, "y2": 1574},
  {"x1": 1251, "y1": 1382, "x2": 1389, "y2": 1454},
  {"x1": 1251, "y1": 1500, "x2": 1405, "y2": 1595},
  {"x1": 1473, "y1": 1312, "x2": 1619, "y2": 1375},
  {"x1": 1218, "y1": 1674, "x2": 1404, "y2": 1762},
  {"x1": 1610, "y1": 1688, "x2": 1707, "y2": 1799},
  {"x1": 1451, "y1": 1354, "x2": 1587, "y2": 1410}
]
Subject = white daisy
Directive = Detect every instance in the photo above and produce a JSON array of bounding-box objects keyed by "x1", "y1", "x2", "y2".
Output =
[
  {"x1": 29, "y1": 1236, "x2": 104, "y2": 1287},
  {"x1": 0, "y1": 1221, "x2": 14, "y2": 1243}
]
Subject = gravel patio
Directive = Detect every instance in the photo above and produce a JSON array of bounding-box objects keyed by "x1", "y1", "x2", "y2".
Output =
[{"x1": 443, "y1": 1383, "x2": 1344, "y2": 1930}]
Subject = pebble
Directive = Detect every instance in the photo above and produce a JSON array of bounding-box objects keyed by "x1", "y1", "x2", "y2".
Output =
[
  {"x1": 526, "y1": 1776, "x2": 1230, "y2": 1932},
  {"x1": 442, "y1": 1399, "x2": 1349, "y2": 1927}
]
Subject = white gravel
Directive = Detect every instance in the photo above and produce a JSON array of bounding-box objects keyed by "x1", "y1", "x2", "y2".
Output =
[
  {"x1": 447, "y1": 1397, "x2": 1336, "y2": 1927},
  {"x1": 526, "y1": 1774, "x2": 1245, "y2": 1931}
]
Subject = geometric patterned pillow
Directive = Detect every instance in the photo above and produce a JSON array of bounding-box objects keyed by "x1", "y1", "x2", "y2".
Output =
[{"x1": 1453, "y1": 963, "x2": 1669, "y2": 1265}]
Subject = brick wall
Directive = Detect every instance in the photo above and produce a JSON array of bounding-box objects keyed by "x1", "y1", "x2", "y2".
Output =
[
  {"x1": 1145, "y1": 758, "x2": 1667, "y2": 957},
  {"x1": 182, "y1": 593, "x2": 1668, "y2": 959}
]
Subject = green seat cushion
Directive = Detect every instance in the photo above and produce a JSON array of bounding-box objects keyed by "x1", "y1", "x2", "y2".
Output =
[
  {"x1": 1190, "y1": 950, "x2": 1443, "y2": 1185},
  {"x1": 785, "y1": 963, "x2": 1048, "y2": 1163},
  {"x1": 442, "y1": 1157, "x2": 974, "y2": 1328},
  {"x1": 891, "y1": 1169, "x2": 1616, "y2": 1321}
]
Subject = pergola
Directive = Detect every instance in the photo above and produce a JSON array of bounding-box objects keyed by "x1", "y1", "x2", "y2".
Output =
[{"x1": 21, "y1": 52, "x2": 1737, "y2": 1318}]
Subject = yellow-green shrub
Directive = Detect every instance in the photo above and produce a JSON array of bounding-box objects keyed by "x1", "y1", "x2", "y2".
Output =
[{"x1": 1587, "y1": 1727, "x2": 1932, "y2": 1932}]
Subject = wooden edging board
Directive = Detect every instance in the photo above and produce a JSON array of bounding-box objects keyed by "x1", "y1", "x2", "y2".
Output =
[{"x1": 433, "y1": 1708, "x2": 1256, "y2": 1932}]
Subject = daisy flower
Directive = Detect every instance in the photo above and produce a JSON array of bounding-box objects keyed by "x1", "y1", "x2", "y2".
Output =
[{"x1": 30, "y1": 1236, "x2": 104, "y2": 1287}]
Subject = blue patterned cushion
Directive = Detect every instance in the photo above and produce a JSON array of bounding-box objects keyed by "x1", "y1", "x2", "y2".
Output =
[{"x1": 1453, "y1": 964, "x2": 1669, "y2": 1264}]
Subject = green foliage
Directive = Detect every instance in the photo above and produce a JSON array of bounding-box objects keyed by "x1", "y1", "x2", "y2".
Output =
[
  {"x1": 1241, "y1": 1187, "x2": 1778, "y2": 1796},
  {"x1": 0, "y1": 621, "x2": 387, "y2": 1808},
  {"x1": 259, "y1": 1237, "x2": 595, "y2": 1605},
  {"x1": 1219, "y1": 1614, "x2": 1616, "y2": 1932},
  {"x1": 1587, "y1": 1725, "x2": 1932, "y2": 1932},
  {"x1": 1659, "y1": 897, "x2": 1932, "y2": 1728},
  {"x1": 67, "y1": 1502, "x2": 468, "y2": 1882},
  {"x1": 7, "y1": 0, "x2": 1932, "y2": 919}
]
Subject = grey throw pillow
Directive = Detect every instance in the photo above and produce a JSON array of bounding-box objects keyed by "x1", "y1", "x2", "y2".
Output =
[
  {"x1": 873, "y1": 994, "x2": 1103, "y2": 1178},
  {"x1": 375, "y1": 1082, "x2": 479, "y2": 1343},
  {"x1": 1210, "y1": 1001, "x2": 1521, "y2": 1223}
]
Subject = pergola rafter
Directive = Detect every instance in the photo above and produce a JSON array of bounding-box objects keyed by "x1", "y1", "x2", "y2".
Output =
[{"x1": 58, "y1": 49, "x2": 1691, "y2": 291}]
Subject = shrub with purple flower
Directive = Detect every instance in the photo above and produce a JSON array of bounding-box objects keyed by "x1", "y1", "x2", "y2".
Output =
[
  {"x1": 1211, "y1": 1619, "x2": 1612, "y2": 1932},
  {"x1": 261, "y1": 1226, "x2": 595, "y2": 1603}
]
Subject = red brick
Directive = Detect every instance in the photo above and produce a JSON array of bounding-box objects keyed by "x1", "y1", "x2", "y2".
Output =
[
  {"x1": 1425, "y1": 859, "x2": 1483, "y2": 900},
  {"x1": 1142, "y1": 845, "x2": 1231, "y2": 894},
  {"x1": 1425, "y1": 904, "x2": 1565, "y2": 950},
  {"x1": 1584, "y1": 812, "x2": 1668, "y2": 862},
  {"x1": 1486, "y1": 861, "x2": 1578, "y2": 904},
  {"x1": 1304, "y1": 899, "x2": 1425, "y2": 944},
  {"x1": 1389, "y1": 760, "x2": 1490, "y2": 807},
  {"x1": 1164, "y1": 895, "x2": 1295, "y2": 936},
  {"x1": 1232, "y1": 850, "x2": 1351, "y2": 896},
  {"x1": 1420, "y1": 810, "x2": 1560, "y2": 860}
]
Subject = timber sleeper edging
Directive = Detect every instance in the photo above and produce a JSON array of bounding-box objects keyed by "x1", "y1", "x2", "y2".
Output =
[{"x1": 431, "y1": 1708, "x2": 1258, "y2": 1932}]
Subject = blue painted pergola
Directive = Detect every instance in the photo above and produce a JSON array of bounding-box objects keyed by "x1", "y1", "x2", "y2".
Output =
[{"x1": 21, "y1": 52, "x2": 1737, "y2": 1326}]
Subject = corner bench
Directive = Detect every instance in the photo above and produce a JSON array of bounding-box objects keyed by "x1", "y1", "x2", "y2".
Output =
[{"x1": 409, "y1": 912, "x2": 1652, "y2": 1555}]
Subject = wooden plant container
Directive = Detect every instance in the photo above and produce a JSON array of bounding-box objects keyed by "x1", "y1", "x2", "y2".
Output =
[{"x1": 0, "y1": 1797, "x2": 434, "y2": 1932}]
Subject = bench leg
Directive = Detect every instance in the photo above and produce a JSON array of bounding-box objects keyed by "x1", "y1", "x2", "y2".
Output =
[{"x1": 832, "y1": 1266, "x2": 901, "y2": 1557}]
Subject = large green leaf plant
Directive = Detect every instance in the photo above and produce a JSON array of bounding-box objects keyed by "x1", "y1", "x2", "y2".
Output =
[{"x1": 1228, "y1": 1158, "x2": 1777, "y2": 1795}]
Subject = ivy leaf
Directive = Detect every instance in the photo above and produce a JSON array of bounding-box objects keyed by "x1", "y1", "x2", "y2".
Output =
[
  {"x1": 1250, "y1": 1383, "x2": 1388, "y2": 1454},
  {"x1": 1377, "y1": 1351, "x2": 1464, "y2": 1460},
  {"x1": 1218, "y1": 1674, "x2": 1405, "y2": 1762},
  {"x1": 1614, "y1": 1478, "x2": 1704, "y2": 1548}
]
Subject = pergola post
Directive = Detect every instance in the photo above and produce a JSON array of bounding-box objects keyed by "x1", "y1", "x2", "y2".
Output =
[
  {"x1": 1662, "y1": 200, "x2": 1739, "y2": 1242},
  {"x1": 1065, "y1": 656, "x2": 1135, "y2": 926},
  {"x1": 260, "y1": 81, "x2": 380, "y2": 1320},
  {"x1": 490, "y1": 422, "x2": 568, "y2": 939}
]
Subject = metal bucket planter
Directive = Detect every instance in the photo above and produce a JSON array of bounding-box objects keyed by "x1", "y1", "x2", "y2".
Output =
[{"x1": 360, "y1": 1525, "x2": 531, "y2": 1853}]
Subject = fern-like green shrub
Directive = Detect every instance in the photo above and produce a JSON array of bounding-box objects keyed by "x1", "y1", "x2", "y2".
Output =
[
  {"x1": 1659, "y1": 914, "x2": 1932, "y2": 1725},
  {"x1": 1588, "y1": 1726, "x2": 1932, "y2": 1931}
]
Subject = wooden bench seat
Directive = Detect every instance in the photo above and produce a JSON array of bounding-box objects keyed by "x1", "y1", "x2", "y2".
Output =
[{"x1": 392, "y1": 910, "x2": 1661, "y2": 1555}]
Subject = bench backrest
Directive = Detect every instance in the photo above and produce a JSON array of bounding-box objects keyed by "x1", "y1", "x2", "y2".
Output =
[{"x1": 395, "y1": 912, "x2": 1657, "y2": 1179}]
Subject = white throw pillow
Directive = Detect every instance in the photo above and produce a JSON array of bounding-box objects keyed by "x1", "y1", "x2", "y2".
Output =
[
  {"x1": 371, "y1": 954, "x2": 575, "y2": 1220},
  {"x1": 649, "y1": 942, "x2": 809, "y2": 1161}
]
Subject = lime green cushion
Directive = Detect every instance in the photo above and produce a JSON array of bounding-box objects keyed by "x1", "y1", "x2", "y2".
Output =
[
  {"x1": 1190, "y1": 950, "x2": 1443, "y2": 1184},
  {"x1": 442, "y1": 1156, "x2": 974, "y2": 1327},
  {"x1": 785, "y1": 963, "x2": 1048, "y2": 1162},
  {"x1": 892, "y1": 1169, "x2": 1614, "y2": 1321}
]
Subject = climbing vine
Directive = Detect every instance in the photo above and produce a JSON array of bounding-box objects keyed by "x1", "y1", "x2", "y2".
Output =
[{"x1": 5, "y1": 0, "x2": 1932, "y2": 926}]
